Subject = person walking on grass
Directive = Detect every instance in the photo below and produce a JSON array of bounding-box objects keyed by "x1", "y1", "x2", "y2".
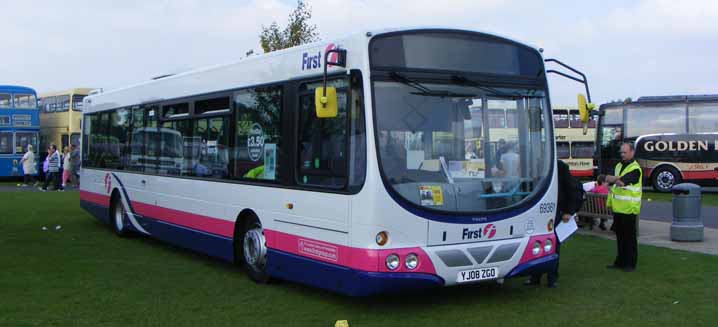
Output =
[
  {"x1": 605, "y1": 142, "x2": 642, "y2": 272},
  {"x1": 19, "y1": 144, "x2": 37, "y2": 186},
  {"x1": 40, "y1": 144, "x2": 62, "y2": 192},
  {"x1": 61, "y1": 146, "x2": 72, "y2": 189},
  {"x1": 69, "y1": 144, "x2": 80, "y2": 187}
]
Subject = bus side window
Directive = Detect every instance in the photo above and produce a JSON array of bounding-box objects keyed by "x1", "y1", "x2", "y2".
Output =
[
  {"x1": 233, "y1": 86, "x2": 283, "y2": 182},
  {"x1": 556, "y1": 141, "x2": 570, "y2": 159},
  {"x1": 297, "y1": 81, "x2": 348, "y2": 189}
]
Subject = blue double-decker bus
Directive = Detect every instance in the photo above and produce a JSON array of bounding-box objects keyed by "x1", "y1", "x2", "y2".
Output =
[{"x1": 0, "y1": 85, "x2": 40, "y2": 178}]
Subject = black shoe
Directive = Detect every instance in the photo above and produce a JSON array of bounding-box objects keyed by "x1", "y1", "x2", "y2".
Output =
[
  {"x1": 599, "y1": 223, "x2": 607, "y2": 231},
  {"x1": 622, "y1": 267, "x2": 635, "y2": 272},
  {"x1": 606, "y1": 264, "x2": 623, "y2": 270},
  {"x1": 523, "y1": 278, "x2": 540, "y2": 286}
]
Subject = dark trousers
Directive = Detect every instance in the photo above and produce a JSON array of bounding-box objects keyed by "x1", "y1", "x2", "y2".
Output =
[
  {"x1": 43, "y1": 172, "x2": 60, "y2": 190},
  {"x1": 23, "y1": 174, "x2": 36, "y2": 184},
  {"x1": 613, "y1": 212, "x2": 638, "y2": 268},
  {"x1": 530, "y1": 219, "x2": 561, "y2": 285}
]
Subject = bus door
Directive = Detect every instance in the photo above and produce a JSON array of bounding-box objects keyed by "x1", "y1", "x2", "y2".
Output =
[
  {"x1": 285, "y1": 79, "x2": 352, "y2": 234},
  {"x1": 597, "y1": 106, "x2": 623, "y2": 175}
]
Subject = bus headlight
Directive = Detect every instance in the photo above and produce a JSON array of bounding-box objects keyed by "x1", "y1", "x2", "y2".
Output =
[
  {"x1": 405, "y1": 253, "x2": 419, "y2": 270},
  {"x1": 532, "y1": 241, "x2": 542, "y2": 256},
  {"x1": 385, "y1": 254, "x2": 400, "y2": 270},
  {"x1": 544, "y1": 239, "x2": 553, "y2": 253}
]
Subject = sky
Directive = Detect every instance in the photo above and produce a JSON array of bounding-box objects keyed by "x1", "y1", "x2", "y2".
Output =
[{"x1": 1, "y1": 0, "x2": 717, "y2": 106}]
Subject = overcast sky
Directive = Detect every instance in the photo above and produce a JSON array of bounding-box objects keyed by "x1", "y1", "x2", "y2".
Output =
[{"x1": 1, "y1": 0, "x2": 716, "y2": 105}]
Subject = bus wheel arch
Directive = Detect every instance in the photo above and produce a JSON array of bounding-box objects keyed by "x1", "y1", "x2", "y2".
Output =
[
  {"x1": 651, "y1": 164, "x2": 682, "y2": 192},
  {"x1": 109, "y1": 189, "x2": 128, "y2": 237},
  {"x1": 233, "y1": 209, "x2": 270, "y2": 283}
]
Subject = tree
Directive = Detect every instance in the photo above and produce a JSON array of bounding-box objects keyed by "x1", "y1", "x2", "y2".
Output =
[{"x1": 260, "y1": 0, "x2": 319, "y2": 53}]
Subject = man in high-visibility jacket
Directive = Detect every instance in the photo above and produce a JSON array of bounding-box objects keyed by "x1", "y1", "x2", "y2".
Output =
[{"x1": 605, "y1": 142, "x2": 642, "y2": 272}]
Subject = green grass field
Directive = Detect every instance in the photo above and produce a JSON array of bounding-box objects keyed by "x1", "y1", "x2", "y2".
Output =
[
  {"x1": 644, "y1": 191, "x2": 718, "y2": 206},
  {"x1": 1, "y1": 191, "x2": 717, "y2": 327}
]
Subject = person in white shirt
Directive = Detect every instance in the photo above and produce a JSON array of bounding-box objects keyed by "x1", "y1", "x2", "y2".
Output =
[{"x1": 19, "y1": 144, "x2": 37, "y2": 186}]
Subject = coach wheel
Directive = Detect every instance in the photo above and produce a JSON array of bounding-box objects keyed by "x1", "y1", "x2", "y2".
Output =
[
  {"x1": 239, "y1": 219, "x2": 270, "y2": 283},
  {"x1": 111, "y1": 195, "x2": 128, "y2": 237},
  {"x1": 652, "y1": 166, "x2": 681, "y2": 193}
]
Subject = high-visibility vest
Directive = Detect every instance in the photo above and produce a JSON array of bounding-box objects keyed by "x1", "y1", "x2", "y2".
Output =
[{"x1": 607, "y1": 160, "x2": 643, "y2": 215}]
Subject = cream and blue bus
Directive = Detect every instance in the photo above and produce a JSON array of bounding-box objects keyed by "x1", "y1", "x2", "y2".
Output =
[
  {"x1": 80, "y1": 27, "x2": 588, "y2": 295},
  {"x1": 0, "y1": 85, "x2": 39, "y2": 178}
]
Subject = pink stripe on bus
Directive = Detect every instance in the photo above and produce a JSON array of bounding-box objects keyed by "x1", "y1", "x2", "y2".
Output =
[
  {"x1": 80, "y1": 190, "x2": 110, "y2": 207},
  {"x1": 131, "y1": 201, "x2": 235, "y2": 238},
  {"x1": 517, "y1": 233, "x2": 557, "y2": 265}
]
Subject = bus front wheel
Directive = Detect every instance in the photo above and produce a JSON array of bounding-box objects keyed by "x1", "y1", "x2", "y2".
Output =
[
  {"x1": 238, "y1": 218, "x2": 270, "y2": 283},
  {"x1": 652, "y1": 166, "x2": 681, "y2": 193}
]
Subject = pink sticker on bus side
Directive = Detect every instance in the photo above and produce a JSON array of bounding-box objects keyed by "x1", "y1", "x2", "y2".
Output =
[{"x1": 298, "y1": 239, "x2": 339, "y2": 262}]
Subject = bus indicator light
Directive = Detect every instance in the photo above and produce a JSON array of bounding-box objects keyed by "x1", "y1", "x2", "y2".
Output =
[{"x1": 376, "y1": 231, "x2": 388, "y2": 246}]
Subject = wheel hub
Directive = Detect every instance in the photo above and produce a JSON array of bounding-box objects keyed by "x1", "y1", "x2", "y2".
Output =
[
  {"x1": 243, "y1": 228, "x2": 267, "y2": 269},
  {"x1": 657, "y1": 171, "x2": 675, "y2": 190}
]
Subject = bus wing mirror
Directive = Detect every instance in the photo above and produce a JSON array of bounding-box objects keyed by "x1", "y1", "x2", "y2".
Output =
[
  {"x1": 315, "y1": 47, "x2": 346, "y2": 119},
  {"x1": 315, "y1": 87, "x2": 338, "y2": 118},
  {"x1": 577, "y1": 93, "x2": 596, "y2": 135}
]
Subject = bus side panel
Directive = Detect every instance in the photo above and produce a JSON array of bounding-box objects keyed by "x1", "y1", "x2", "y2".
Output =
[
  {"x1": 79, "y1": 169, "x2": 236, "y2": 261},
  {"x1": 142, "y1": 217, "x2": 234, "y2": 262}
]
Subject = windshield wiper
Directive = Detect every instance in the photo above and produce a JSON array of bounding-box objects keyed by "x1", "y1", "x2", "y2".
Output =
[{"x1": 389, "y1": 72, "x2": 477, "y2": 98}]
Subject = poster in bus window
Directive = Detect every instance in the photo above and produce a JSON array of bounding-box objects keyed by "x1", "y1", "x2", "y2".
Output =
[
  {"x1": 264, "y1": 143, "x2": 276, "y2": 180},
  {"x1": 419, "y1": 185, "x2": 444, "y2": 206},
  {"x1": 247, "y1": 123, "x2": 264, "y2": 162}
]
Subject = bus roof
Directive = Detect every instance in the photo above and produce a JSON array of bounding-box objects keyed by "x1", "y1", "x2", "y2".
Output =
[
  {"x1": 0, "y1": 85, "x2": 37, "y2": 94},
  {"x1": 39, "y1": 88, "x2": 96, "y2": 98},
  {"x1": 600, "y1": 94, "x2": 718, "y2": 110},
  {"x1": 85, "y1": 27, "x2": 542, "y2": 113},
  {"x1": 637, "y1": 94, "x2": 718, "y2": 102}
]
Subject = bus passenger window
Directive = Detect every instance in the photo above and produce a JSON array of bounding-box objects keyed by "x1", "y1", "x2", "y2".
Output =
[
  {"x1": 553, "y1": 110, "x2": 569, "y2": 128},
  {"x1": 0, "y1": 94, "x2": 11, "y2": 108},
  {"x1": 160, "y1": 119, "x2": 191, "y2": 176},
  {"x1": 0, "y1": 132, "x2": 12, "y2": 154},
  {"x1": 556, "y1": 142, "x2": 570, "y2": 159},
  {"x1": 233, "y1": 86, "x2": 283, "y2": 182}
]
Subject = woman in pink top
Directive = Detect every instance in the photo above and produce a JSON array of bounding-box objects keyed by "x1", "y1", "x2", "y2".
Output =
[{"x1": 590, "y1": 175, "x2": 609, "y2": 230}]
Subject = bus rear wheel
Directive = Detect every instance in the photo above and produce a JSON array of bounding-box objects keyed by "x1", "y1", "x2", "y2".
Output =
[
  {"x1": 652, "y1": 166, "x2": 681, "y2": 193},
  {"x1": 238, "y1": 218, "x2": 270, "y2": 283},
  {"x1": 111, "y1": 195, "x2": 128, "y2": 237}
]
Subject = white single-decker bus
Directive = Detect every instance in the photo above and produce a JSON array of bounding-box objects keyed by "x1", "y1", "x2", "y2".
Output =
[{"x1": 80, "y1": 27, "x2": 559, "y2": 296}]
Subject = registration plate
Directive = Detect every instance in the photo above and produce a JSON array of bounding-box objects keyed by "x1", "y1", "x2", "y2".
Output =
[{"x1": 457, "y1": 267, "x2": 499, "y2": 283}]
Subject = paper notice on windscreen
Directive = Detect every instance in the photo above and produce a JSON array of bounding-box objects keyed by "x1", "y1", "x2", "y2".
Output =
[{"x1": 555, "y1": 216, "x2": 578, "y2": 242}]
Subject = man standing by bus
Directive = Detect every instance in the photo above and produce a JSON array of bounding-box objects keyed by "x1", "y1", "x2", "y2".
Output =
[{"x1": 605, "y1": 142, "x2": 642, "y2": 272}]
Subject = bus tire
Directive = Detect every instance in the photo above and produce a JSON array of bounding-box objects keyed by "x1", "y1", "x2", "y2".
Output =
[
  {"x1": 110, "y1": 193, "x2": 129, "y2": 237},
  {"x1": 237, "y1": 217, "x2": 270, "y2": 283},
  {"x1": 652, "y1": 166, "x2": 681, "y2": 193}
]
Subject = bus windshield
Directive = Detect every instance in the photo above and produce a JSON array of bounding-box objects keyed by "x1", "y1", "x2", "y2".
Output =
[{"x1": 374, "y1": 81, "x2": 551, "y2": 213}]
